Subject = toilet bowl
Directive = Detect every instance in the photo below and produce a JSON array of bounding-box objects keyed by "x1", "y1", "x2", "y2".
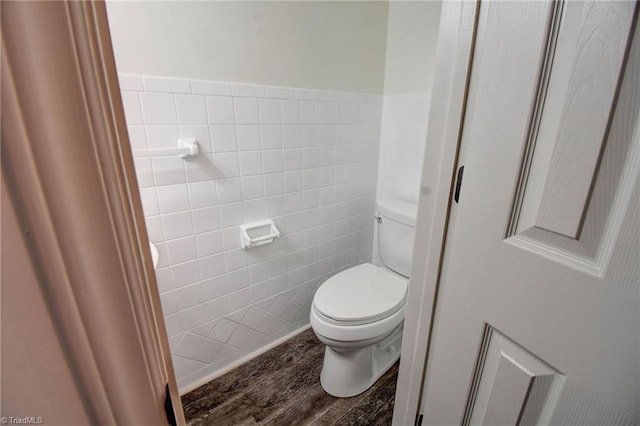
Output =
[
  {"x1": 310, "y1": 197, "x2": 417, "y2": 397},
  {"x1": 310, "y1": 263, "x2": 407, "y2": 397}
]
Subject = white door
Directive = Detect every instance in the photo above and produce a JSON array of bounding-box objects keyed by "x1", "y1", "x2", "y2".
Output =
[{"x1": 420, "y1": 1, "x2": 639, "y2": 424}]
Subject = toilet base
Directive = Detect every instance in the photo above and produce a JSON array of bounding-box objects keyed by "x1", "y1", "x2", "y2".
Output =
[{"x1": 319, "y1": 325, "x2": 402, "y2": 398}]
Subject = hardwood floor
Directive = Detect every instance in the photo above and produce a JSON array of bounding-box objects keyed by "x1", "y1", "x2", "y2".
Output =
[{"x1": 182, "y1": 328, "x2": 399, "y2": 426}]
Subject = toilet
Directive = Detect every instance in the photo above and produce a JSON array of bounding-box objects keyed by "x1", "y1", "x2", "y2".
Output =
[{"x1": 310, "y1": 196, "x2": 417, "y2": 397}]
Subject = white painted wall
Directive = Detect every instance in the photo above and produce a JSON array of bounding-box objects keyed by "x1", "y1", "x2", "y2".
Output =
[
  {"x1": 106, "y1": 1, "x2": 388, "y2": 93},
  {"x1": 383, "y1": 1, "x2": 442, "y2": 94}
]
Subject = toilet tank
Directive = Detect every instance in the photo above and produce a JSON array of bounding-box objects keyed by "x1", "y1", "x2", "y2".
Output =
[{"x1": 376, "y1": 197, "x2": 418, "y2": 277}]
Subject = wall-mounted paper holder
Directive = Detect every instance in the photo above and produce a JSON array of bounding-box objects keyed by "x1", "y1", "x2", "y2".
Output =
[{"x1": 240, "y1": 220, "x2": 280, "y2": 249}]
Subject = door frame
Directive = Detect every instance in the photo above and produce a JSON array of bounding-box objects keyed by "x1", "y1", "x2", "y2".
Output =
[
  {"x1": 392, "y1": 1, "x2": 479, "y2": 424},
  {"x1": 2, "y1": 1, "x2": 185, "y2": 424}
]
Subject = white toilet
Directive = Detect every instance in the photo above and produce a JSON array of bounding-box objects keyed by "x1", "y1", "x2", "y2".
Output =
[{"x1": 310, "y1": 196, "x2": 417, "y2": 397}]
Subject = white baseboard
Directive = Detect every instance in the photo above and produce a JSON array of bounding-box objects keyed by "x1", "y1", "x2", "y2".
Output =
[{"x1": 179, "y1": 324, "x2": 312, "y2": 395}]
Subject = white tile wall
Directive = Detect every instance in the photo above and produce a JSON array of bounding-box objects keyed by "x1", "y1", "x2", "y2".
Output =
[
  {"x1": 372, "y1": 91, "x2": 431, "y2": 267},
  {"x1": 376, "y1": 92, "x2": 431, "y2": 204},
  {"x1": 120, "y1": 73, "x2": 382, "y2": 392}
]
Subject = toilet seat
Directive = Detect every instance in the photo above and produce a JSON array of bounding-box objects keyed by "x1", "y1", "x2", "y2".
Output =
[
  {"x1": 310, "y1": 263, "x2": 407, "y2": 343},
  {"x1": 313, "y1": 263, "x2": 407, "y2": 325},
  {"x1": 310, "y1": 302, "x2": 405, "y2": 345}
]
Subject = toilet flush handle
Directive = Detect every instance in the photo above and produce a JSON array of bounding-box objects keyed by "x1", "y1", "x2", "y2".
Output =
[{"x1": 374, "y1": 215, "x2": 382, "y2": 224}]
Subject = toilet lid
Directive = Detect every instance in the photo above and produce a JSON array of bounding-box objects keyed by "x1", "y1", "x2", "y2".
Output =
[{"x1": 313, "y1": 263, "x2": 407, "y2": 323}]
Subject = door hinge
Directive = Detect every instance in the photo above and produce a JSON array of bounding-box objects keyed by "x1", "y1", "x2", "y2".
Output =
[
  {"x1": 164, "y1": 383, "x2": 177, "y2": 426},
  {"x1": 415, "y1": 413, "x2": 424, "y2": 426},
  {"x1": 454, "y1": 165, "x2": 464, "y2": 204}
]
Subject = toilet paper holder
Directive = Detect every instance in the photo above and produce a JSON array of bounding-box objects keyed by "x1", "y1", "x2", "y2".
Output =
[{"x1": 240, "y1": 219, "x2": 281, "y2": 249}]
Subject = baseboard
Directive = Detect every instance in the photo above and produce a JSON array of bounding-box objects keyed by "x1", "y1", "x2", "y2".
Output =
[{"x1": 179, "y1": 323, "x2": 312, "y2": 395}]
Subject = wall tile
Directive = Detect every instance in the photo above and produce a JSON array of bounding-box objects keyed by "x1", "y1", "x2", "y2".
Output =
[
  {"x1": 238, "y1": 151, "x2": 263, "y2": 176},
  {"x1": 127, "y1": 125, "x2": 148, "y2": 150},
  {"x1": 264, "y1": 173, "x2": 284, "y2": 196},
  {"x1": 224, "y1": 248, "x2": 247, "y2": 272},
  {"x1": 143, "y1": 76, "x2": 191, "y2": 93},
  {"x1": 167, "y1": 236, "x2": 198, "y2": 264},
  {"x1": 319, "y1": 102, "x2": 337, "y2": 124},
  {"x1": 140, "y1": 92, "x2": 177, "y2": 124},
  {"x1": 265, "y1": 195, "x2": 285, "y2": 218},
  {"x1": 284, "y1": 171, "x2": 303, "y2": 193},
  {"x1": 234, "y1": 98, "x2": 259, "y2": 124},
  {"x1": 219, "y1": 202, "x2": 243, "y2": 228},
  {"x1": 206, "y1": 96, "x2": 235, "y2": 124},
  {"x1": 236, "y1": 125, "x2": 261, "y2": 151},
  {"x1": 231, "y1": 84, "x2": 266, "y2": 98},
  {"x1": 191, "y1": 80, "x2": 231, "y2": 96},
  {"x1": 258, "y1": 99, "x2": 282, "y2": 124},
  {"x1": 157, "y1": 184, "x2": 190, "y2": 213},
  {"x1": 192, "y1": 206, "x2": 220, "y2": 234},
  {"x1": 262, "y1": 150, "x2": 283, "y2": 174},
  {"x1": 152, "y1": 157, "x2": 187, "y2": 186},
  {"x1": 162, "y1": 211, "x2": 194, "y2": 240},
  {"x1": 302, "y1": 125, "x2": 319, "y2": 147},
  {"x1": 123, "y1": 74, "x2": 382, "y2": 392},
  {"x1": 176, "y1": 94, "x2": 207, "y2": 124},
  {"x1": 241, "y1": 175, "x2": 264, "y2": 200},
  {"x1": 134, "y1": 158, "x2": 155, "y2": 188},
  {"x1": 199, "y1": 253, "x2": 226, "y2": 279},
  {"x1": 282, "y1": 125, "x2": 302, "y2": 148},
  {"x1": 140, "y1": 188, "x2": 159, "y2": 216},
  {"x1": 121, "y1": 92, "x2": 144, "y2": 124},
  {"x1": 376, "y1": 92, "x2": 430, "y2": 204},
  {"x1": 119, "y1": 74, "x2": 143, "y2": 91},
  {"x1": 146, "y1": 125, "x2": 180, "y2": 149},
  {"x1": 281, "y1": 101, "x2": 301, "y2": 125},
  {"x1": 261, "y1": 126, "x2": 283, "y2": 150},
  {"x1": 145, "y1": 215, "x2": 165, "y2": 242},
  {"x1": 243, "y1": 199, "x2": 266, "y2": 222},
  {"x1": 221, "y1": 227, "x2": 241, "y2": 250},
  {"x1": 185, "y1": 154, "x2": 217, "y2": 182},
  {"x1": 188, "y1": 181, "x2": 218, "y2": 208},
  {"x1": 202, "y1": 276, "x2": 228, "y2": 300},
  {"x1": 285, "y1": 192, "x2": 303, "y2": 213},
  {"x1": 209, "y1": 125, "x2": 237, "y2": 153},
  {"x1": 214, "y1": 153, "x2": 240, "y2": 178},
  {"x1": 300, "y1": 101, "x2": 319, "y2": 124},
  {"x1": 283, "y1": 149, "x2": 302, "y2": 171},
  {"x1": 265, "y1": 87, "x2": 296, "y2": 100},
  {"x1": 196, "y1": 231, "x2": 224, "y2": 257},
  {"x1": 171, "y1": 260, "x2": 201, "y2": 289},
  {"x1": 216, "y1": 178, "x2": 242, "y2": 204}
]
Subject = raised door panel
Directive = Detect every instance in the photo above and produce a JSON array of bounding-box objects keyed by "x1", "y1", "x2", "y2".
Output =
[
  {"x1": 511, "y1": 1, "x2": 639, "y2": 277},
  {"x1": 533, "y1": 2, "x2": 635, "y2": 238},
  {"x1": 466, "y1": 327, "x2": 564, "y2": 426}
]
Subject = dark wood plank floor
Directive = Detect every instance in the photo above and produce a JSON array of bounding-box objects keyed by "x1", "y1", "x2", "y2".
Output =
[{"x1": 182, "y1": 328, "x2": 399, "y2": 426}]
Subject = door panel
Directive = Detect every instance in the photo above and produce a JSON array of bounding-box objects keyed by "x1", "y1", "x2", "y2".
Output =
[
  {"x1": 515, "y1": 0, "x2": 639, "y2": 269},
  {"x1": 529, "y1": 1, "x2": 635, "y2": 239},
  {"x1": 467, "y1": 327, "x2": 564, "y2": 426},
  {"x1": 420, "y1": 1, "x2": 639, "y2": 424}
]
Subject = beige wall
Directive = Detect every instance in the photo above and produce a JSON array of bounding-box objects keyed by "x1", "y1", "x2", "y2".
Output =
[
  {"x1": 383, "y1": 1, "x2": 441, "y2": 94},
  {"x1": 106, "y1": 1, "x2": 389, "y2": 93}
]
